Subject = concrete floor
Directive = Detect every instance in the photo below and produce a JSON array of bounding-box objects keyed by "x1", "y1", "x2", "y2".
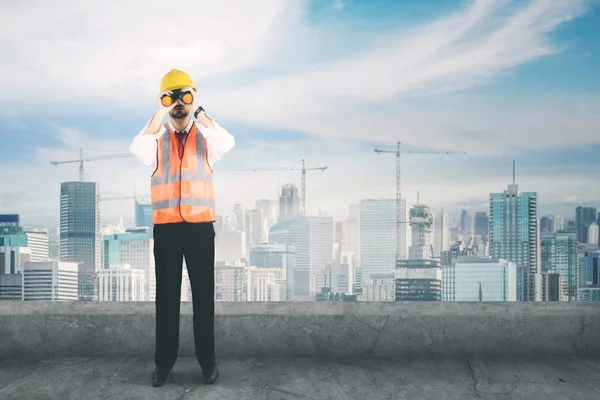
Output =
[{"x1": 1, "y1": 356, "x2": 599, "y2": 400}]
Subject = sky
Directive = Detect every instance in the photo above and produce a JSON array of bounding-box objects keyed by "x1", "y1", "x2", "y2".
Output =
[{"x1": 0, "y1": 0, "x2": 599, "y2": 228}]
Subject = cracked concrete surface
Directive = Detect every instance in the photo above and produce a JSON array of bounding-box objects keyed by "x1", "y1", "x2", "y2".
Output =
[
  {"x1": 2, "y1": 302, "x2": 600, "y2": 359},
  {"x1": 1, "y1": 356, "x2": 600, "y2": 400}
]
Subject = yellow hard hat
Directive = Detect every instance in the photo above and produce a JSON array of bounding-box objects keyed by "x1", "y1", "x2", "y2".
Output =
[{"x1": 160, "y1": 69, "x2": 195, "y2": 92}]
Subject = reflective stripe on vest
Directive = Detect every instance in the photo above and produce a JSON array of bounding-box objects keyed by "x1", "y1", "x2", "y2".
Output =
[{"x1": 151, "y1": 123, "x2": 216, "y2": 224}]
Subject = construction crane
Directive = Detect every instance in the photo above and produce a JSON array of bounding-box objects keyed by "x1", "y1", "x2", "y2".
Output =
[
  {"x1": 50, "y1": 148, "x2": 131, "y2": 181},
  {"x1": 236, "y1": 159, "x2": 328, "y2": 215},
  {"x1": 98, "y1": 196, "x2": 136, "y2": 201},
  {"x1": 374, "y1": 141, "x2": 466, "y2": 261}
]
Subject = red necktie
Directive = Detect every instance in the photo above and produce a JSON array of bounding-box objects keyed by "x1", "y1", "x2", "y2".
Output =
[{"x1": 175, "y1": 130, "x2": 186, "y2": 159}]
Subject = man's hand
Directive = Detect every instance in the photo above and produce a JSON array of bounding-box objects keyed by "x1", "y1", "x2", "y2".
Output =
[
  {"x1": 157, "y1": 89, "x2": 176, "y2": 117},
  {"x1": 180, "y1": 86, "x2": 198, "y2": 114},
  {"x1": 142, "y1": 90, "x2": 176, "y2": 136},
  {"x1": 182, "y1": 87, "x2": 215, "y2": 128}
]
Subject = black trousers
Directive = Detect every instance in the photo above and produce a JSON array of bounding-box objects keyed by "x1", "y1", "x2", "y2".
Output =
[{"x1": 153, "y1": 221, "x2": 216, "y2": 370}]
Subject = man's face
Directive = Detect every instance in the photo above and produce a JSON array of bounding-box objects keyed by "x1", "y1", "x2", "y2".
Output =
[{"x1": 169, "y1": 98, "x2": 189, "y2": 119}]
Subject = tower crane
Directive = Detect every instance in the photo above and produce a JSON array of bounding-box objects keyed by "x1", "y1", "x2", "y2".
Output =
[
  {"x1": 98, "y1": 195, "x2": 137, "y2": 202},
  {"x1": 374, "y1": 141, "x2": 466, "y2": 261},
  {"x1": 50, "y1": 148, "x2": 131, "y2": 181},
  {"x1": 236, "y1": 159, "x2": 328, "y2": 215}
]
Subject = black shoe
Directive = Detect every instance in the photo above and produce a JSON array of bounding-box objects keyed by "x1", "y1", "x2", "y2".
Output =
[
  {"x1": 201, "y1": 364, "x2": 219, "y2": 384},
  {"x1": 152, "y1": 366, "x2": 172, "y2": 387}
]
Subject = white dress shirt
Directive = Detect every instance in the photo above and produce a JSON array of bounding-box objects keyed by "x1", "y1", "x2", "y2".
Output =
[{"x1": 129, "y1": 116, "x2": 235, "y2": 170}]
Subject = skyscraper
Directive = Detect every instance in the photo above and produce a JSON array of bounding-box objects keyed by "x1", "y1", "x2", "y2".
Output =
[
  {"x1": 102, "y1": 230, "x2": 156, "y2": 301},
  {"x1": 269, "y1": 215, "x2": 310, "y2": 299},
  {"x1": 0, "y1": 214, "x2": 20, "y2": 236},
  {"x1": 24, "y1": 232, "x2": 49, "y2": 262},
  {"x1": 245, "y1": 208, "x2": 264, "y2": 254},
  {"x1": 359, "y1": 199, "x2": 397, "y2": 286},
  {"x1": 255, "y1": 199, "x2": 277, "y2": 240},
  {"x1": 489, "y1": 175, "x2": 540, "y2": 302},
  {"x1": 232, "y1": 204, "x2": 244, "y2": 231},
  {"x1": 588, "y1": 223, "x2": 599, "y2": 246},
  {"x1": 460, "y1": 210, "x2": 473, "y2": 240},
  {"x1": 576, "y1": 206, "x2": 597, "y2": 244},
  {"x1": 408, "y1": 204, "x2": 434, "y2": 260},
  {"x1": 395, "y1": 202, "x2": 442, "y2": 301},
  {"x1": 279, "y1": 184, "x2": 300, "y2": 217},
  {"x1": 308, "y1": 216, "x2": 334, "y2": 296},
  {"x1": 60, "y1": 181, "x2": 101, "y2": 301},
  {"x1": 474, "y1": 211, "x2": 489, "y2": 244},
  {"x1": 134, "y1": 200, "x2": 153, "y2": 228},
  {"x1": 433, "y1": 208, "x2": 450, "y2": 257},
  {"x1": 541, "y1": 231, "x2": 578, "y2": 301}
]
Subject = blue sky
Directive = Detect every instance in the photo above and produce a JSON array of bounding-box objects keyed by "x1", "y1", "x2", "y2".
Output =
[{"x1": 0, "y1": 0, "x2": 599, "y2": 227}]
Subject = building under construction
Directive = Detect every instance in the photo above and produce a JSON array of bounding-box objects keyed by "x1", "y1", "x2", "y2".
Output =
[{"x1": 395, "y1": 202, "x2": 442, "y2": 301}]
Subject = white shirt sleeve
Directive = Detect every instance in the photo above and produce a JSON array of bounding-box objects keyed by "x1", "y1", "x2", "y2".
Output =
[
  {"x1": 129, "y1": 119, "x2": 166, "y2": 168},
  {"x1": 196, "y1": 117, "x2": 236, "y2": 168},
  {"x1": 129, "y1": 116, "x2": 235, "y2": 169}
]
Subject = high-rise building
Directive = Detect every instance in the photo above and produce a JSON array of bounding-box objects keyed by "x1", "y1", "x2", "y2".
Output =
[
  {"x1": 255, "y1": 199, "x2": 277, "y2": 240},
  {"x1": 245, "y1": 209, "x2": 264, "y2": 253},
  {"x1": 363, "y1": 273, "x2": 395, "y2": 302},
  {"x1": 587, "y1": 223, "x2": 599, "y2": 246},
  {"x1": 577, "y1": 249, "x2": 600, "y2": 302},
  {"x1": 22, "y1": 261, "x2": 79, "y2": 301},
  {"x1": 544, "y1": 215, "x2": 564, "y2": 233},
  {"x1": 359, "y1": 199, "x2": 396, "y2": 286},
  {"x1": 408, "y1": 204, "x2": 434, "y2": 260},
  {"x1": 541, "y1": 231, "x2": 578, "y2": 301},
  {"x1": 433, "y1": 208, "x2": 450, "y2": 257},
  {"x1": 24, "y1": 232, "x2": 49, "y2": 262},
  {"x1": 215, "y1": 265, "x2": 247, "y2": 301},
  {"x1": 269, "y1": 215, "x2": 310, "y2": 299},
  {"x1": 443, "y1": 256, "x2": 517, "y2": 301},
  {"x1": 134, "y1": 200, "x2": 153, "y2": 228},
  {"x1": 337, "y1": 205, "x2": 360, "y2": 269},
  {"x1": 0, "y1": 214, "x2": 20, "y2": 236},
  {"x1": 0, "y1": 244, "x2": 31, "y2": 300},
  {"x1": 540, "y1": 216, "x2": 556, "y2": 234},
  {"x1": 395, "y1": 202, "x2": 442, "y2": 302},
  {"x1": 246, "y1": 267, "x2": 286, "y2": 301},
  {"x1": 279, "y1": 184, "x2": 300, "y2": 217},
  {"x1": 489, "y1": 180, "x2": 540, "y2": 302},
  {"x1": 232, "y1": 204, "x2": 244, "y2": 231},
  {"x1": 474, "y1": 212, "x2": 489, "y2": 244},
  {"x1": 576, "y1": 206, "x2": 597, "y2": 244},
  {"x1": 98, "y1": 263, "x2": 147, "y2": 302},
  {"x1": 215, "y1": 219, "x2": 246, "y2": 265},
  {"x1": 0, "y1": 246, "x2": 31, "y2": 275},
  {"x1": 249, "y1": 243, "x2": 296, "y2": 300},
  {"x1": 102, "y1": 230, "x2": 156, "y2": 301},
  {"x1": 59, "y1": 181, "x2": 101, "y2": 301},
  {"x1": 0, "y1": 229, "x2": 48, "y2": 262},
  {"x1": 308, "y1": 216, "x2": 334, "y2": 296},
  {"x1": 460, "y1": 210, "x2": 473, "y2": 240}
]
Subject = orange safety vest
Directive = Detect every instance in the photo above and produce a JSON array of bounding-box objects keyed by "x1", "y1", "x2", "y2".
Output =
[{"x1": 151, "y1": 123, "x2": 216, "y2": 224}]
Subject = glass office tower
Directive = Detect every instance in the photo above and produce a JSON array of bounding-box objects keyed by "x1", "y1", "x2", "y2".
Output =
[{"x1": 60, "y1": 181, "x2": 101, "y2": 301}]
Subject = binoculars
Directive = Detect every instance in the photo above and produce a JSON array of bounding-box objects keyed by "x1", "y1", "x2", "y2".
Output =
[{"x1": 161, "y1": 89, "x2": 193, "y2": 107}]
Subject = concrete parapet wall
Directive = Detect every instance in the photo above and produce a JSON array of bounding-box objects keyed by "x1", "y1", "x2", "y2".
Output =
[{"x1": 1, "y1": 301, "x2": 599, "y2": 359}]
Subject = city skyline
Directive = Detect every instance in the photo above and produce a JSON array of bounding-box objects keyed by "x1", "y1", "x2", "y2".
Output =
[{"x1": 1, "y1": 0, "x2": 599, "y2": 226}]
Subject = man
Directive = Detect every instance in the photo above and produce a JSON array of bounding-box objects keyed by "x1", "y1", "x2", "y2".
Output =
[{"x1": 129, "y1": 69, "x2": 235, "y2": 387}]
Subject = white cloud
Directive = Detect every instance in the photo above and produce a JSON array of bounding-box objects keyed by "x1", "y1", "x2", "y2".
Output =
[
  {"x1": 0, "y1": 0, "x2": 307, "y2": 99},
  {"x1": 2, "y1": 124, "x2": 598, "y2": 228},
  {"x1": 202, "y1": 0, "x2": 596, "y2": 151},
  {"x1": 0, "y1": 0, "x2": 598, "y2": 226},
  {"x1": 333, "y1": 0, "x2": 349, "y2": 11},
  {"x1": 1, "y1": 0, "x2": 595, "y2": 153}
]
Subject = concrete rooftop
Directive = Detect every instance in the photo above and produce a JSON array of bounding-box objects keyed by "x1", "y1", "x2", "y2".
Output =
[
  {"x1": 1, "y1": 301, "x2": 599, "y2": 399},
  {"x1": 2, "y1": 356, "x2": 600, "y2": 399}
]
